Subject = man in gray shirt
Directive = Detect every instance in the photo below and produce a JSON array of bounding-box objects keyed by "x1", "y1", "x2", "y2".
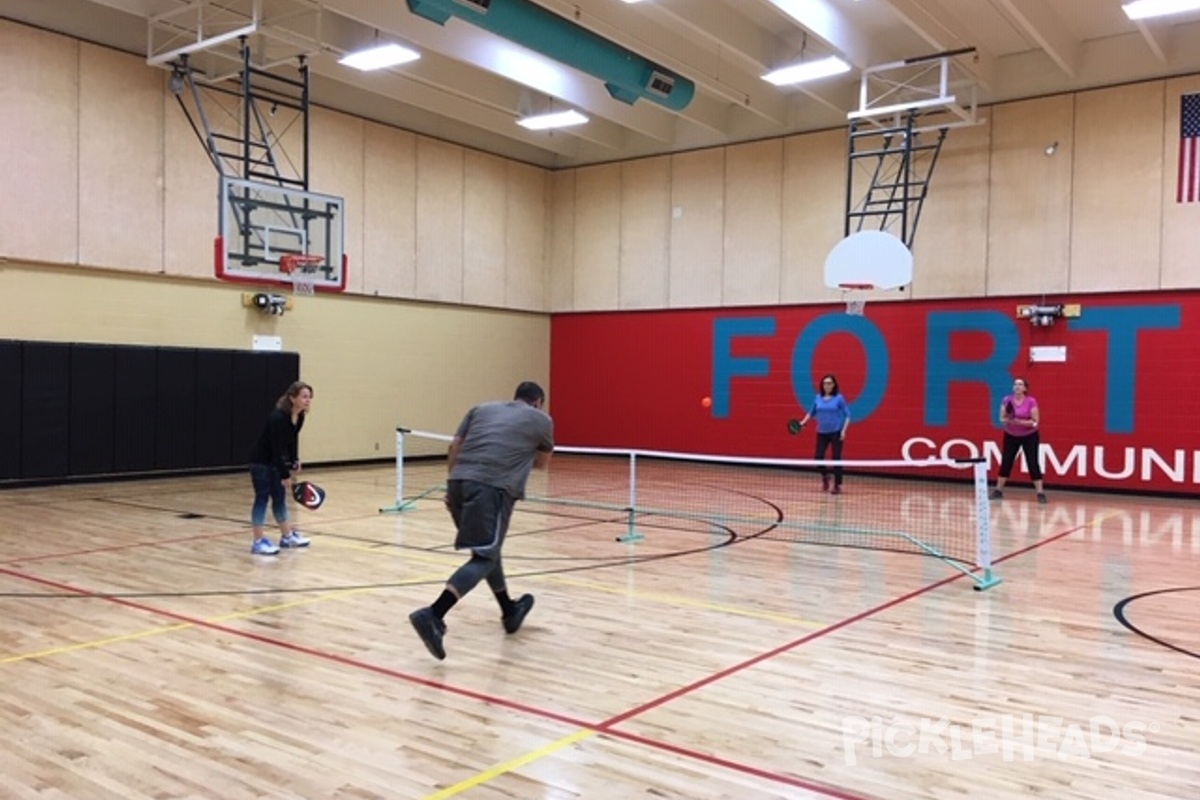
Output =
[{"x1": 409, "y1": 381, "x2": 554, "y2": 660}]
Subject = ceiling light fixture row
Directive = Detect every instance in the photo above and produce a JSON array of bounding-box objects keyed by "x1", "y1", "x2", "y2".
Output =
[
  {"x1": 1122, "y1": 0, "x2": 1200, "y2": 20},
  {"x1": 517, "y1": 109, "x2": 589, "y2": 130},
  {"x1": 338, "y1": 43, "x2": 420, "y2": 71},
  {"x1": 762, "y1": 55, "x2": 851, "y2": 86}
]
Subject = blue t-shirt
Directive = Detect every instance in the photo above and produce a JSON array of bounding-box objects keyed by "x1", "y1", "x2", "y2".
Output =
[{"x1": 809, "y1": 394, "x2": 851, "y2": 434}]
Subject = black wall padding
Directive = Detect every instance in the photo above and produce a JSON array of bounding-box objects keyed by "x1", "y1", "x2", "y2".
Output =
[
  {"x1": 266, "y1": 351, "x2": 301, "y2": 456},
  {"x1": 267, "y1": 352, "x2": 301, "y2": 407},
  {"x1": 155, "y1": 347, "x2": 197, "y2": 470},
  {"x1": 21, "y1": 342, "x2": 72, "y2": 479},
  {"x1": 194, "y1": 350, "x2": 233, "y2": 468},
  {"x1": 1, "y1": 342, "x2": 299, "y2": 482},
  {"x1": 0, "y1": 341, "x2": 24, "y2": 479},
  {"x1": 113, "y1": 347, "x2": 158, "y2": 474},
  {"x1": 231, "y1": 352, "x2": 271, "y2": 464},
  {"x1": 70, "y1": 344, "x2": 116, "y2": 476}
]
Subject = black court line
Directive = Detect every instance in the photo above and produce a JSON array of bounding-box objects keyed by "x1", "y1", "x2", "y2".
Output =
[
  {"x1": 1113, "y1": 586, "x2": 1200, "y2": 661},
  {"x1": 0, "y1": 499, "x2": 1107, "y2": 798},
  {"x1": 0, "y1": 516, "x2": 747, "y2": 600}
]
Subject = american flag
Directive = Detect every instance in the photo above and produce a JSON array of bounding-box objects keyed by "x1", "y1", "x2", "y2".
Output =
[{"x1": 1180, "y1": 92, "x2": 1200, "y2": 204}]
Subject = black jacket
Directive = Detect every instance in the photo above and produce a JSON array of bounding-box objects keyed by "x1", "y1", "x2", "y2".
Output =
[{"x1": 248, "y1": 407, "x2": 304, "y2": 478}]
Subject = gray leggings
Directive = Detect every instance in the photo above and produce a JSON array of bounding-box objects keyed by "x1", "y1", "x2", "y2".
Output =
[
  {"x1": 446, "y1": 479, "x2": 515, "y2": 598},
  {"x1": 447, "y1": 551, "x2": 508, "y2": 598}
]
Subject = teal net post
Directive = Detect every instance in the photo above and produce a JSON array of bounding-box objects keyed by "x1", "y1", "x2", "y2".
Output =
[
  {"x1": 616, "y1": 450, "x2": 643, "y2": 543},
  {"x1": 972, "y1": 460, "x2": 1001, "y2": 590}
]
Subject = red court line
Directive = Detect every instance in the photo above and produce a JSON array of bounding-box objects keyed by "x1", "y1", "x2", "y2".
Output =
[
  {"x1": 0, "y1": 529, "x2": 239, "y2": 566},
  {"x1": 1, "y1": 564, "x2": 872, "y2": 799},
  {"x1": 0, "y1": 566, "x2": 594, "y2": 727},
  {"x1": 1, "y1": 519, "x2": 1094, "y2": 799},
  {"x1": 599, "y1": 519, "x2": 1094, "y2": 729}
]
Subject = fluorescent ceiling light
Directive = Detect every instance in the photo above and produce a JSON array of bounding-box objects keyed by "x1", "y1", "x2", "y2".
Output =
[
  {"x1": 517, "y1": 109, "x2": 589, "y2": 130},
  {"x1": 621, "y1": 1, "x2": 646, "y2": 4},
  {"x1": 762, "y1": 56, "x2": 851, "y2": 86},
  {"x1": 338, "y1": 43, "x2": 420, "y2": 72},
  {"x1": 1123, "y1": 0, "x2": 1200, "y2": 19}
]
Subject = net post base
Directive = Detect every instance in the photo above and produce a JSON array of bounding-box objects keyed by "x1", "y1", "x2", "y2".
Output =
[
  {"x1": 615, "y1": 510, "x2": 643, "y2": 543},
  {"x1": 379, "y1": 485, "x2": 443, "y2": 515},
  {"x1": 972, "y1": 569, "x2": 1003, "y2": 591}
]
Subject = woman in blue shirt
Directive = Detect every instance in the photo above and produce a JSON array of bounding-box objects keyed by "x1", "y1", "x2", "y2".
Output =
[{"x1": 798, "y1": 374, "x2": 851, "y2": 494}]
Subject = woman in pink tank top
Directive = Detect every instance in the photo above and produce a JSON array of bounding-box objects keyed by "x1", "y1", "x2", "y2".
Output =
[{"x1": 990, "y1": 377, "x2": 1047, "y2": 504}]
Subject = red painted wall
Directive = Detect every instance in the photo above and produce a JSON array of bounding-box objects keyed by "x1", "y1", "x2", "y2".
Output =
[{"x1": 550, "y1": 291, "x2": 1200, "y2": 493}]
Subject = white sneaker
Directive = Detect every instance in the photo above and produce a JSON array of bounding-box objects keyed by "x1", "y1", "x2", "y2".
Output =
[
  {"x1": 280, "y1": 530, "x2": 311, "y2": 548},
  {"x1": 251, "y1": 537, "x2": 280, "y2": 555}
]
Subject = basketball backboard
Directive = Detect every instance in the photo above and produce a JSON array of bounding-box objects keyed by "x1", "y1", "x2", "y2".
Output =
[
  {"x1": 824, "y1": 230, "x2": 913, "y2": 291},
  {"x1": 215, "y1": 176, "x2": 347, "y2": 292}
]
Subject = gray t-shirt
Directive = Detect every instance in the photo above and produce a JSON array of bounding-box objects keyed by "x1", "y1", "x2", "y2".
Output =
[{"x1": 450, "y1": 400, "x2": 554, "y2": 499}]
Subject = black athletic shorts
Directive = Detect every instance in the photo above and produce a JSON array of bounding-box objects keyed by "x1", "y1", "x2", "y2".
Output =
[{"x1": 447, "y1": 479, "x2": 515, "y2": 553}]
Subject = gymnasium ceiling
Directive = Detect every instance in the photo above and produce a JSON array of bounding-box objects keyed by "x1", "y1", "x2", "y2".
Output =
[{"x1": 4, "y1": 0, "x2": 1200, "y2": 169}]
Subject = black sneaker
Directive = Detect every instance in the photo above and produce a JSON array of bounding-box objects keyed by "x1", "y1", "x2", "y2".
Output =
[
  {"x1": 989, "y1": 489, "x2": 1003, "y2": 500},
  {"x1": 502, "y1": 594, "x2": 535, "y2": 634},
  {"x1": 409, "y1": 607, "x2": 446, "y2": 660},
  {"x1": 1037, "y1": 493, "x2": 1048, "y2": 505}
]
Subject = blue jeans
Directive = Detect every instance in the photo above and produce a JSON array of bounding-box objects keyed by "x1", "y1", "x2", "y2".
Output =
[{"x1": 250, "y1": 463, "x2": 289, "y2": 528}]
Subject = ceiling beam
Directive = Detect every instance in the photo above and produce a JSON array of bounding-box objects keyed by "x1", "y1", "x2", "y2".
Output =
[
  {"x1": 322, "y1": 0, "x2": 680, "y2": 143},
  {"x1": 313, "y1": 23, "x2": 634, "y2": 155},
  {"x1": 1132, "y1": 19, "x2": 1168, "y2": 64},
  {"x1": 536, "y1": 0, "x2": 786, "y2": 127},
  {"x1": 761, "y1": 0, "x2": 874, "y2": 68},
  {"x1": 642, "y1": 0, "x2": 874, "y2": 124},
  {"x1": 991, "y1": 0, "x2": 1080, "y2": 77},
  {"x1": 307, "y1": 72, "x2": 585, "y2": 163},
  {"x1": 76, "y1": 0, "x2": 166, "y2": 15},
  {"x1": 873, "y1": 0, "x2": 998, "y2": 90}
]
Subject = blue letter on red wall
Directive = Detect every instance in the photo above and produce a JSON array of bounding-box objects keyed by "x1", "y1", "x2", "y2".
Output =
[
  {"x1": 791, "y1": 314, "x2": 889, "y2": 419},
  {"x1": 712, "y1": 317, "x2": 774, "y2": 418},
  {"x1": 1069, "y1": 305, "x2": 1180, "y2": 434},
  {"x1": 925, "y1": 311, "x2": 1019, "y2": 427}
]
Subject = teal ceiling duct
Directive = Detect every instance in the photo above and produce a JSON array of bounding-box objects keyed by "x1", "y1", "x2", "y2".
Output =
[{"x1": 406, "y1": 0, "x2": 695, "y2": 111}]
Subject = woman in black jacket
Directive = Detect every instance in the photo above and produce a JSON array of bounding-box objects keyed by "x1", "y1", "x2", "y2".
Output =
[{"x1": 248, "y1": 381, "x2": 313, "y2": 555}]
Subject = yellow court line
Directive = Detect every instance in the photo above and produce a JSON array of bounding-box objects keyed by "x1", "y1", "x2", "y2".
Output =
[
  {"x1": 1, "y1": 622, "x2": 194, "y2": 664},
  {"x1": 20, "y1": 502, "x2": 1094, "y2": 666},
  {"x1": 422, "y1": 729, "x2": 596, "y2": 800},
  {"x1": 1088, "y1": 510, "x2": 1124, "y2": 526},
  {"x1": 1, "y1": 567, "x2": 449, "y2": 665},
  {"x1": 318, "y1": 535, "x2": 465, "y2": 570},
  {"x1": 540, "y1": 574, "x2": 824, "y2": 628}
]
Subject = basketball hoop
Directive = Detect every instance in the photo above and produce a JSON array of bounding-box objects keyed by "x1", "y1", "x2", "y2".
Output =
[
  {"x1": 279, "y1": 254, "x2": 324, "y2": 296},
  {"x1": 839, "y1": 282, "x2": 874, "y2": 316}
]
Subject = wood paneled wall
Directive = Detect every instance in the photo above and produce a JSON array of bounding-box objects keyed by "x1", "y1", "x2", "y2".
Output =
[
  {"x1": 3, "y1": 19, "x2": 1199, "y2": 468},
  {"x1": 0, "y1": 21, "x2": 550, "y2": 312},
  {"x1": 547, "y1": 88, "x2": 1200, "y2": 310},
  {"x1": 3, "y1": 19, "x2": 1198, "y2": 316}
]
